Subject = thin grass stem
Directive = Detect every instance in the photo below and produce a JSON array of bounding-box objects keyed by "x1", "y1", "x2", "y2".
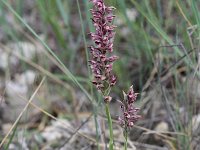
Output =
[
  {"x1": 105, "y1": 103, "x2": 114, "y2": 150},
  {"x1": 124, "y1": 130, "x2": 128, "y2": 150}
]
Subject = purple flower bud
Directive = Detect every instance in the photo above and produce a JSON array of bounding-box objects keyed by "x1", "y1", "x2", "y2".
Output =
[
  {"x1": 128, "y1": 122, "x2": 134, "y2": 127},
  {"x1": 100, "y1": 54, "x2": 106, "y2": 61},
  {"x1": 118, "y1": 116, "x2": 125, "y2": 126},
  {"x1": 109, "y1": 75, "x2": 117, "y2": 86},
  {"x1": 106, "y1": 15, "x2": 115, "y2": 23},
  {"x1": 106, "y1": 56, "x2": 119, "y2": 62},
  {"x1": 105, "y1": 64, "x2": 113, "y2": 72},
  {"x1": 107, "y1": 43, "x2": 113, "y2": 52}
]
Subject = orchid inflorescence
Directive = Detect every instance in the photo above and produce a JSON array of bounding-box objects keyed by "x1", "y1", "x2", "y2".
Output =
[
  {"x1": 88, "y1": 1, "x2": 141, "y2": 149},
  {"x1": 118, "y1": 86, "x2": 141, "y2": 128},
  {"x1": 88, "y1": 0, "x2": 118, "y2": 99},
  {"x1": 89, "y1": 0, "x2": 141, "y2": 128}
]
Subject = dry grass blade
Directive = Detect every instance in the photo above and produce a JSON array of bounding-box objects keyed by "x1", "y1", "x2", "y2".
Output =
[
  {"x1": 0, "y1": 88, "x2": 6, "y2": 106},
  {"x1": 112, "y1": 119, "x2": 187, "y2": 141},
  {"x1": 0, "y1": 43, "x2": 72, "y2": 91},
  {"x1": 58, "y1": 113, "x2": 93, "y2": 148},
  {"x1": 0, "y1": 42, "x2": 97, "y2": 144},
  {"x1": 193, "y1": 53, "x2": 200, "y2": 78},
  {"x1": 175, "y1": 0, "x2": 192, "y2": 27},
  {"x1": 0, "y1": 43, "x2": 77, "y2": 107},
  {"x1": 160, "y1": 48, "x2": 195, "y2": 77},
  {"x1": 0, "y1": 77, "x2": 46, "y2": 148},
  {"x1": 131, "y1": 141, "x2": 169, "y2": 150},
  {"x1": 9, "y1": 87, "x2": 97, "y2": 144}
]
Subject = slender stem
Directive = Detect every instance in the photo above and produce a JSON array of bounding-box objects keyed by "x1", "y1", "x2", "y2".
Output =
[
  {"x1": 124, "y1": 129, "x2": 128, "y2": 150},
  {"x1": 105, "y1": 103, "x2": 114, "y2": 150},
  {"x1": 93, "y1": 104, "x2": 100, "y2": 150},
  {"x1": 124, "y1": 103, "x2": 128, "y2": 150}
]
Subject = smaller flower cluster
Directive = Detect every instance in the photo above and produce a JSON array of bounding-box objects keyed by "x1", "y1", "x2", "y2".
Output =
[
  {"x1": 118, "y1": 86, "x2": 141, "y2": 128},
  {"x1": 89, "y1": 0, "x2": 118, "y2": 94}
]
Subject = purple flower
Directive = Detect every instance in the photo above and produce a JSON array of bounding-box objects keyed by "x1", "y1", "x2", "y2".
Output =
[
  {"x1": 89, "y1": 0, "x2": 118, "y2": 93},
  {"x1": 118, "y1": 86, "x2": 141, "y2": 128}
]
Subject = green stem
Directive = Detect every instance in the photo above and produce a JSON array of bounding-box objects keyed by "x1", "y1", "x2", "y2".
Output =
[
  {"x1": 93, "y1": 105, "x2": 100, "y2": 150},
  {"x1": 124, "y1": 129, "x2": 128, "y2": 150},
  {"x1": 105, "y1": 103, "x2": 114, "y2": 150}
]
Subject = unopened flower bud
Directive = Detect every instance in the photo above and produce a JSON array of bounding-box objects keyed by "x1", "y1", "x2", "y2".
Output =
[{"x1": 104, "y1": 96, "x2": 112, "y2": 103}]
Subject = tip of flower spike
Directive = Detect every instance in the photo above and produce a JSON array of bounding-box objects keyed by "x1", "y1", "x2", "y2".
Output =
[
  {"x1": 122, "y1": 91, "x2": 126, "y2": 99},
  {"x1": 118, "y1": 85, "x2": 141, "y2": 128}
]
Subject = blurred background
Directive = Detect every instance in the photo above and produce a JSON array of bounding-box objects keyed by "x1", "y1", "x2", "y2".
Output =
[{"x1": 0, "y1": 0, "x2": 200, "y2": 149}]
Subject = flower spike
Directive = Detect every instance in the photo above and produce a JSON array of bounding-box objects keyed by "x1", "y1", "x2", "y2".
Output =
[{"x1": 89, "y1": 0, "x2": 118, "y2": 94}]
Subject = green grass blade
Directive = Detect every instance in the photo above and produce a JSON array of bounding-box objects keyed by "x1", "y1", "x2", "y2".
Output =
[
  {"x1": 130, "y1": 0, "x2": 196, "y2": 70},
  {"x1": 1, "y1": 0, "x2": 93, "y2": 103},
  {"x1": 56, "y1": 0, "x2": 69, "y2": 27},
  {"x1": 191, "y1": 0, "x2": 200, "y2": 39},
  {"x1": 4, "y1": 121, "x2": 19, "y2": 150},
  {"x1": 130, "y1": 1, "x2": 179, "y2": 53},
  {"x1": 76, "y1": 0, "x2": 90, "y2": 76}
]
